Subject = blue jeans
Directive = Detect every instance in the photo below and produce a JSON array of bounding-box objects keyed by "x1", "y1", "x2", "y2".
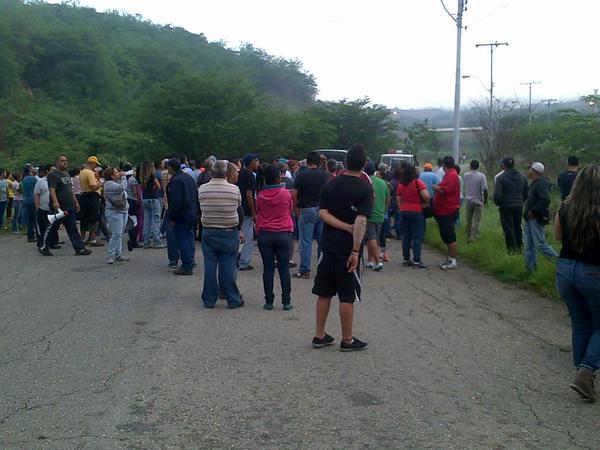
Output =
[
  {"x1": 201, "y1": 228, "x2": 241, "y2": 307},
  {"x1": 23, "y1": 202, "x2": 36, "y2": 239},
  {"x1": 143, "y1": 198, "x2": 161, "y2": 246},
  {"x1": 12, "y1": 199, "x2": 22, "y2": 232},
  {"x1": 105, "y1": 209, "x2": 127, "y2": 259},
  {"x1": 524, "y1": 219, "x2": 558, "y2": 271},
  {"x1": 298, "y1": 207, "x2": 323, "y2": 274},
  {"x1": 165, "y1": 218, "x2": 179, "y2": 264},
  {"x1": 238, "y1": 216, "x2": 254, "y2": 268},
  {"x1": 0, "y1": 201, "x2": 7, "y2": 227},
  {"x1": 394, "y1": 210, "x2": 402, "y2": 239},
  {"x1": 174, "y1": 221, "x2": 195, "y2": 271},
  {"x1": 257, "y1": 231, "x2": 292, "y2": 305},
  {"x1": 400, "y1": 211, "x2": 425, "y2": 263},
  {"x1": 557, "y1": 259, "x2": 600, "y2": 371}
]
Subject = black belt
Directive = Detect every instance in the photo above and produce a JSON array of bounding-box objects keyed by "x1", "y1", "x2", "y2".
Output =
[{"x1": 81, "y1": 192, "x2": 100, "y2": 196}]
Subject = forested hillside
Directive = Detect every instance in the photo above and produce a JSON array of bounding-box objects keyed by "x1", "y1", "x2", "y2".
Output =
[{"x1": 2, "y1": 0, "x2": 387, "y2": 167}]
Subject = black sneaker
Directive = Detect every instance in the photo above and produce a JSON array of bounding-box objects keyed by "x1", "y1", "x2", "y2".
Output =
[
  {"x1": 340, "y1": 337, "x2": 368, "y2": 352},
  {"x1": 75, "y1": 248, "x2": 92, "y2": 256},
  {"x1": 402, "y1": 260, "x2": 414, "y2": 267},
  {"x1": 312, "y1": 334, "x2": 335, "y2": 348},
  {"x1": 40, "y1": 248, "x2": 53, "y2": 256}
]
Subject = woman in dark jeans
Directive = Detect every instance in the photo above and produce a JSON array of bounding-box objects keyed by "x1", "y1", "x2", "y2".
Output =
[
  {"x1": 396, "y1": 162, "x2": 431, "y2": 268},
  {"x1": 555, "y1": 164, "x2": 600, "y2": 402},
  {"x1": 255, "y1": 165, "x2": 294, "y2": 311}
]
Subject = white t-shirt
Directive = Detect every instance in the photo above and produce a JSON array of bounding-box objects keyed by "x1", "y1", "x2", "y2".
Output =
[
  {"x1": 34, "y1": 177, "x2": 50, "y2": 211},
  {"x1": 13, "y1": 181, "x2": 23, "y2": 201},
  {"x1": 0, "y1": 179, "x2": 8, "y2": 202}
]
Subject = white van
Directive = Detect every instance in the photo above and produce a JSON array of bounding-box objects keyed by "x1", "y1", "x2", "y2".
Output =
[{"x1": 379, "y1": 153, "x2": 416, "y2": 168}]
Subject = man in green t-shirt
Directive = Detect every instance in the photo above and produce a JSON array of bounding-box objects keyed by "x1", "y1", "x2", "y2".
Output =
[{"x1": 364, "y1": 162, "x2": 389, "y2": 271}]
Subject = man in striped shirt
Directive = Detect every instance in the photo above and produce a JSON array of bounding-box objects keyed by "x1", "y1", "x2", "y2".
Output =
[{"x1": 198, "y1": 160, "x2": 244, "y2": 309}]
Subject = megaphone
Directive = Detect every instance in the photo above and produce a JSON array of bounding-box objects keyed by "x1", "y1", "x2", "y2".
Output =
[{"x1": 48, "y1": 209, "x2": 69, "y2": 224}]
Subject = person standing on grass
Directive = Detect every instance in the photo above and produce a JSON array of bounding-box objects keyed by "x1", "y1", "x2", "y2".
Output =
[
  {"x1": 79, "y1": 156, "x2": 104, "y2": 247},
  {"x1": 364, "y1": 161, "x2": 388, "y2": 272},
  {"x1": 140, "y1": 160, "x2": 165, "y2": 249},
  {"x1": 312, "y1": 144, "x2": 373, "y2": 352},
  {"x1": 237, "y1": 153, "x2": 259, "y2": 272},
  {"x1": 166, "y1": 158, "x2": 198, "y2": 276},
  {"x1": 523, "y1": 162, "x2": 558, "y2": 272},
  {"x1": 256, "y1": 165, "x2": 294, "y2": 311},
  {"x1": 102, "y1": 167, "x2": 129, "y2": 264},
  {"x1": 463, "y1": 160, "x2": 488, "y2": 243},
  {"x1": 0, "y1": 170, "x2": 8, "y2": 229},
  {"x1": 396, "y1": 162, "x2": 430, "y2": 268},
  {"x1": 557, "y1": 155, "x2": 579, "y2": 201},
  {"x1": 41, "y1": 155, "x2": 91, "y2": 257},
  {"x1": 432, "y1": 156, "x2": 461, "y2": 270},
  {"x1": 493, "y1": 157, "x2": 529, "y2": 255},
  {"x1": 11, "y1": 172, "x2": 23, "y2": 235},
  {"x1": 198, "y1": 160, "x2": 243, "y2": 309},
  {"x1": 292, "y1": 151, "x2": 329, "y2": 279},
  {"x1": 554, "y1": 164, "x2": 600, "y2": 402}
]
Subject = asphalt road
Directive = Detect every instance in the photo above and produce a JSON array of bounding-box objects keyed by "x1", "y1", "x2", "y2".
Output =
[{"x1": 0, "y1": 232, "x2": 597, "y2": 449}]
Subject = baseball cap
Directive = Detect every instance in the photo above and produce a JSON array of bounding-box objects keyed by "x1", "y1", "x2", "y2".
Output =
[
  {"x1": 499, "y1": 157, "x2": 514, "y2": 168},
  {"x1": 530, "y1": 162, "x2": 545, "y2": 174},
  {"x1": 423, "y1": 162, "x2": 433, "y2": 170},
  {"x1": 87, "y1": 156, "x2": 100, "y2": 165},
  {"x1": 243, "y1": 153, "x2": 259, "y2": 167}
]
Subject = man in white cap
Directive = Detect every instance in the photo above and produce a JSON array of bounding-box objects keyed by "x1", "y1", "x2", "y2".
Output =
[{"x1": 523, "y1": 162, "x2": 558, "y2": 272}]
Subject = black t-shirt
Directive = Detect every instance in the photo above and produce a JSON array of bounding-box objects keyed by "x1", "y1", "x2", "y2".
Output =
[
  {"x1": 47, "y1": 170, "x2": 74, "y2": 211},
  {"x1": 293, "y1": 167, "x2": 329, "y2": 208},
  {"x1": 559, "y1": 205, "x2": 600, "y2": 265},
  {"x1": 143, "y1": 173, "x2": 159, "y2": 199},
  {"x1": 320, "y1": 175, "x2": 373, "y2": 255},
  {"x1": 237, "y1": 168, "x2": 256, "y2": 216},
  {"x1": 557, "y1": 170, "x2": 577, "y2": 200}
]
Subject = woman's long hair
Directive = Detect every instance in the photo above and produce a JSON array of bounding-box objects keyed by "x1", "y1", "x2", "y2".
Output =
[
  {"x1": 399, "y1": 162, "x2": 417, "y2": 185},
  {"x1": 565, "y1": 164, "x2": 600, "y2": 253},
  {"x1": 139, "y1": 160, "x2": 154, "y2": 186}
]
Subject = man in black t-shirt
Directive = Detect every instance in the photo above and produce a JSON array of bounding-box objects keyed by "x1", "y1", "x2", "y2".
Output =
[
  {"x1": 292, "y1": 151, "x2": 330, "y2": 278},
  {"x1": 237, "y1": 153, "x2": 259, "y2": 270},
  {"x1": 41, "y1": 154, "x2": 91, "y2": 256},
  {"x1": 557, "y1": 155, "x2": 579, "y2": 201},
  {"x1": 312, "y1": 144, "x2": 373, "y2": 352}
]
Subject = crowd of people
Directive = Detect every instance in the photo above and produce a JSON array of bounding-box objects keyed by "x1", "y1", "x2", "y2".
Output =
[{"x1": 1, "y1": 148, "x2": 598, "y2": 399}]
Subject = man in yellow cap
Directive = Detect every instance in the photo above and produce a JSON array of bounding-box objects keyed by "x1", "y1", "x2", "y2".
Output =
[{"x1": 79, "y1": 156, "x2": 104, "y2": 246}]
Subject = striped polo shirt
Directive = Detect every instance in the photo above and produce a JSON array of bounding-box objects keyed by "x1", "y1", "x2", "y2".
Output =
[{"x1": 198, "y1": 178, "x2": 241, "y2": 228}]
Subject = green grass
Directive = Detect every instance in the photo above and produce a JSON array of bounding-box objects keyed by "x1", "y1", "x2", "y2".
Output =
[{"x1": 424, "y1": 204, "x2": 560, "y2": 300}]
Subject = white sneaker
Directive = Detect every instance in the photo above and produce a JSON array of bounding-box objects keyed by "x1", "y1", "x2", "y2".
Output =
[
  {"x1": 438, "y1": 258, "x2": 451, "y2": 267},
  {"x1": 374, "y1": 262, "x2": 384, "y2": 272},
  {"x1": 440, "y1": 259, "x2": 458, "y2": 270},
  {"x1": 107, "y1": 257, "x2": 114, "y2": 264},
  {"x1": 366, "y1": 262, "x2": 375, "y2": 270}
]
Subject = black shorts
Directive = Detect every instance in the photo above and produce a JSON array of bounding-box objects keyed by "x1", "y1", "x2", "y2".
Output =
[
  {"x1": 435, "y1": 212, "x2": 459, "y2": 244},
  {"x1": 312, "y1": 252, "x2": 362, "y2": 303},
  {"x1": 80, "y1": 192, "x2": 100, "y2": 227}
]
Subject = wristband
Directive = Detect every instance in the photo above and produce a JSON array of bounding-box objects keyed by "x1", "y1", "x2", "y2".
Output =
[{"x1": 351, "y1": 250, "x2": 359, "y2": 255}]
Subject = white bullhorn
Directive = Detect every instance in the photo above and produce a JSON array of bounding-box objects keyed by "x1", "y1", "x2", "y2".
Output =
[{"x1": 48, "y1": 209, "x2": 69, "y2": 224}]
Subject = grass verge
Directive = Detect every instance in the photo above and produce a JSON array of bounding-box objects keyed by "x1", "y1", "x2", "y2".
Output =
[{"x1": 424, "y1": 203, "x2": 559, "y2": 300}]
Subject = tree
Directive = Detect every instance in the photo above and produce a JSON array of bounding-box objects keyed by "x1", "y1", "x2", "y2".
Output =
[
  {"x1": 307, "y1": 98, "x2": 399, "y2": 158},
  {"x1": 469, "y1": 99, "x2": 527, "y2": 171},
  {"x1": 402, "y1": 120, "x2": 440, "y2": 159}
]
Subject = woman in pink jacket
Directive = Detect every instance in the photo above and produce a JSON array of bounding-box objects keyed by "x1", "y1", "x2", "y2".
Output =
[{"x1": 256, "y1": 165, "x2": 294, "y2": 310}]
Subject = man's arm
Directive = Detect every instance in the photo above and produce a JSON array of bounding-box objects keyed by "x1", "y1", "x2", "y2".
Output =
[
  {"x1": 346, "y1": 215, "x2": 367, "y2": 272},
  {"x1": 245, "y1": 190, "x2": 256, "y2": 219},
  {"x1": 50, "y1": 187, "x2": 59, "y2": 211}
]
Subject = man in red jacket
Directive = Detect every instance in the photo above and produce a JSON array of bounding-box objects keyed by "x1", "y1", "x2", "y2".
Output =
[{"x1": 433, "y1": 156, "x2": 461, "y2": 270}]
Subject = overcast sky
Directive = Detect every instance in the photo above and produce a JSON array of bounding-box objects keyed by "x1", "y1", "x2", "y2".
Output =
[{"x1": 48, "y1": 0, "x2": 599, "y2": 109}]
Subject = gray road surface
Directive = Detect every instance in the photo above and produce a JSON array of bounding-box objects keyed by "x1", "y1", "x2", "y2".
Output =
[{"x1": 0, "y1": 233, "x2": 597, "y2": 449}]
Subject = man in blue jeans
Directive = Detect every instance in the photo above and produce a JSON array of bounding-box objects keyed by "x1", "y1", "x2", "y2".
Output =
[
  {"x1": 22, "y1": 166, "x2": 38, "y2": 242},
  {"x1": 523, "y1": 162, "x2": 558, "y2": 272},
  {"x1": 292, "y1": 151, "x2": 329, "y2": 278},
  {"x1": 237, "y1": 154, "x2": 259, "y2": 271},
  {"x1": 198, "y1": 160, "x2": 244, "y2": 309},
  {"x1": 166, "y1": 158, "x2": 198, "y2": 275}
]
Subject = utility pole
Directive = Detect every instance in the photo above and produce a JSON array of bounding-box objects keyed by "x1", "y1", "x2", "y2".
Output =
[
  {"x1": 520, "y1": 81, "x2": 541, "y2": 124},
  {"x1": 475, "y1": 41, "x2": 508, "y2": 155},
  {"x1": 541, "y1": 98, "x2": 557, "y2": 121},
  {"x1": 451, "y1": 0, "x2": 466, "y2": 163}
]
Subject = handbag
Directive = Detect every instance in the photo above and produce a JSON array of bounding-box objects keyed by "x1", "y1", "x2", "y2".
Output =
[{"x1": 415, "y1": 179, "x2": 433, "y2": 218}]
